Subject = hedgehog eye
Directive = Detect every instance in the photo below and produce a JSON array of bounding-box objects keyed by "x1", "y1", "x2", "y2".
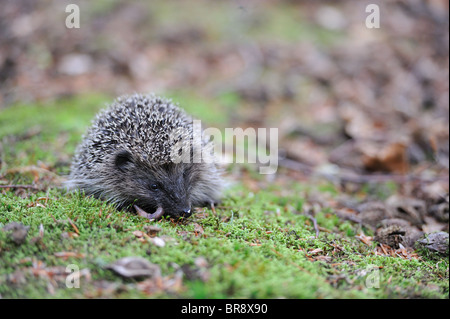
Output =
[
  {"x1": 115, "y1": 150, "x2": 133, "y2": 172},
  {"x1": 150, "y1": 184, "x2": 159, "y2": 190}
]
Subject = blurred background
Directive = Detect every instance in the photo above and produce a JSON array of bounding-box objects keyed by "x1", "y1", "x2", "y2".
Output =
[{"x1": 0, "y1": 0, "x2": 448, "y2": 184}]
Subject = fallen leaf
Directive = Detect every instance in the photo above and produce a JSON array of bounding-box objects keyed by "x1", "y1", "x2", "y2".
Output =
[
  {"x1": 307, "y1": 248, "x2": 323, "y2": 255},
  {"x1": 136, "y1": 269, "x2": 184, "y2": 295},
  {"x1": 314, "y1": 255, "x2": 332, "y2": 262},
  {"x1": 67, "y1": 218, "x2": 80, "y2": 234},
  {"x1": 143, "y1": 225, "x2": 162, "y2": 237},
  {"x1": 61, "y1": 231, "x2": 79, "y2": 239},
  {"x1": 132, "y1": 230, "x2": 144, "y2": 238},
  {"x1": 361, "y1": 142, "x2": 409, "y2": 174},
  {"x1": 249, "y1": 243, "x2": 261, "y2": 246},
  {"x1": 54, "y1": 252, "x2": 86, "y2": 260},
  {"x1": 149, "y1": 236, "x2": 165, "y2": 247},
  {"x1": 355, "y1": 232, "x2": 373, "y2": 246},
  {"x1": 195, "y1": 212, "x2": 209, "y2": 219},
  {"x1": 107, "y1": 257, "x2": 161, "y2": 278},
  {"x1": 417, "y1": 232, "x2": 449, "y2": 255}
]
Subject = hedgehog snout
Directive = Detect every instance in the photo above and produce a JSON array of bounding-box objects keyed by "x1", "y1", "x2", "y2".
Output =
[
  {"x1": 180, "y1": 207, "x2": 192, "y2": 218},
  {"x1": 167, "y1": 204, "x2": 192, "y2": 218},
  {"x1": 162, "y1": 196, "x2": 192, "y2": 218},
  {"x1": 159, "y1": 186, "x2": 193, "y2": 218}
]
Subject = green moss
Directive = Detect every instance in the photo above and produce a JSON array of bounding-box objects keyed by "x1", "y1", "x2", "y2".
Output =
[
  {"x1": 0, "y1": 94, "x2": 110, "y2": 175},
  {"x1": 1, "y1": 185, "x2": 448, "y2": 298},
  {"x1": 0, "y1": 94, "x2": 448, "y2": 299}
]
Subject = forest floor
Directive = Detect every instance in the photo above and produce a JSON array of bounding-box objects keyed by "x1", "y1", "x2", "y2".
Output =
[
  {"x1": 0, "y1": 94, "x2": 448, "y2": 299},
  {"x1": 0, "y1": 0, "x2": 448, "y2": 299}
]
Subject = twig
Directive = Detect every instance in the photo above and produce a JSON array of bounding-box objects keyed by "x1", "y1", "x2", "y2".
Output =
[
  {"x1": 6, "y1": 165, "x2": 60, "y2": 178},
  {"x1": 333, "y1": 210, "x2": 363, "y2": 225},
  {"x1": 318, "y1": 226, "x2": 332, "y2": 233},
  {"x1": 68, "y1": 218, "x2": 80, "y2": 235},
  {"x1": 307, "y1": 213, "x2": 320, "y2": 239},
  {"x1": 336, "y1": 173, "x2": 449, "y2": 183},
  {"x1": 279, "y1": 158, "x2": 449, "y2": 184},
  {"x1": 210, "y1": 202, "x2": 217, "y2": 216},
  {"x1": 0, "y1": 184, "x2": 41, "y2": 190}
]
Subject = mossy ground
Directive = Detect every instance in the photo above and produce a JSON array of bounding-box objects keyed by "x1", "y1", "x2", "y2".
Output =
[{"x1": 0, "y1": 95, "x2": 448, "y2": 299}]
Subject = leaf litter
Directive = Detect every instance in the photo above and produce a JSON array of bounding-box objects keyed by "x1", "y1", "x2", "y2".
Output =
[{"x1": 0, "y1": 0, "x2": 448, "y2": 298}]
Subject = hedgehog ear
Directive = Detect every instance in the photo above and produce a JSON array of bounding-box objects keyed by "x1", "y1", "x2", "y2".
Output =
[{"x1": 115, "y1": 150, "x2": 133, "y2": 172}]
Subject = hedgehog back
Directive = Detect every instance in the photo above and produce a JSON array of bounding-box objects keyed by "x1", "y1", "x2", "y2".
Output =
[{"x1": 70, "y1": 94, "x2": 194, "y2": 178}]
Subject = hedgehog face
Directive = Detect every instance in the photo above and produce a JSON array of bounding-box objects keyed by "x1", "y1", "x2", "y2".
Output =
[{"x1": 113, "y1": 150, "x2": 194, "y2": 219}]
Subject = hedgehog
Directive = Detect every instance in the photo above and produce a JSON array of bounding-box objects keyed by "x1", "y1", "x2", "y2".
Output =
[{"x1": 65, "y1": 93, "x2": 223, "y2": 219}]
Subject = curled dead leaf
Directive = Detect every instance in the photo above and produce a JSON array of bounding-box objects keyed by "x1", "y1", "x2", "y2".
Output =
[
  {"x1": 143, "y1": 225, "x2": 162, "y2": 237},
  {"x1": 417, "y1": 232, "x2": 449, "y2": 255},
  {"x1": 132, "y1": 230, "x2": 145, "y2": 238},
  {"x1": 361, "y1": 142, "x2": 409, "y2": 174},
  {"x1": 107, "y1": 257, "x2": 161, "y2": 278}
]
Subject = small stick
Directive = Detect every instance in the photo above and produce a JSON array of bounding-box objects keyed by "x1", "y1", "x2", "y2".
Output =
[
  {"x1": 48, "y1": 212, "x2": 57, "y2": 223},
  {"x1": 68, "y1": 218, "x2": 80, "y2": 235},
  {"x1": 279, "y1": 158, "x2": 449, "y2": 184},
  {"x1": 333, "y1": 210, "x2": 363, "y2": 225},
  {"x1": 307, "y1": 214, "x2": 320, "y2": 239},
  {"x1": 0, "y1": 185, "x2": 41, "y2": 190},
  {"x1": 210, "y1": 202, "x2": 217, "y2": 216}
]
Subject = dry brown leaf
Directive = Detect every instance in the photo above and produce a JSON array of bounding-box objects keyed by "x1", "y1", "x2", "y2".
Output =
[
  {"x1": 61, "y1": 231, "x2": 79, "y2": 239},
  {"x1": 136, "y1": 269, "x2": 184, "y2": 296},
  {"x1": 361, "y1": 142, "x2": 409, "y2": 174},
  {"x1": 307, "y1": 248, "x2": 324, "y2": 255},
  {"x1": 143, "y1": 225, "x2": 162, "y2": 237},
  {"x1": 54, "y1": 251, "x2": 85, "y2": 260},
  {"x1": 314, "y1": 255, "x2": 332, "y2": 262},
  {"x1": 417, "y1": 232, "x2": 449, "y2": 255},
  {"x1": 132, "y1": 230, "x2": 144, "y2": 238},
  {"x1": 355, "y1": 232, "x2": 373, "y2": 246},
  {"x1": 193, "y1": 223, "x2": 204, "y2": 236},
  {"x1": 67, "y1": 218, "x2": 80, "y2": 234},
  {"x1": 195, "y1": 212, "x2": 209, "y2": 219},
  {"x1": 107, "y1": 257, "x2": 161, "y2": 278}
]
